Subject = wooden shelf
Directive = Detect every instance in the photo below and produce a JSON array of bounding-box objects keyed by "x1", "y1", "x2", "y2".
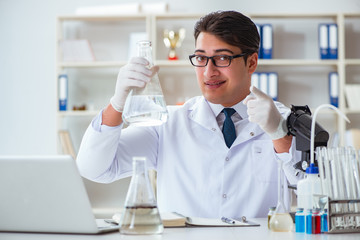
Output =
[
  {"x1": 58, "y1": 110, "x2": 99, "y2": 117},
  {"x1": 58, "y1": 61, "x2": 127, "y2": 68}
]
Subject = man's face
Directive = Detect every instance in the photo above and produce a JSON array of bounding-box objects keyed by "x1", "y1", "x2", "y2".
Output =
[{"x1": 194, "y1": 32, "x2": 257, "y2": 107}]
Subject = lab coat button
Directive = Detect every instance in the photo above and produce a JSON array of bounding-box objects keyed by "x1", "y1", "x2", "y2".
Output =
[
  {"x1": 225, "y1": 157, "x2": 229, "y2": 161},
  {"x1": 211, "y1": 128, "x2": 216, "y2": 132},
  {"x1": 250, "y1": 132, "x2": 255, "y2": 136},
  {"x1": 223, "y1": 194, "x2": 227, "y2": 199}
]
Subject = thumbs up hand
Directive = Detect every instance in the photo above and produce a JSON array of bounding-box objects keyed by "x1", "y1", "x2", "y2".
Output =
[{"x1": 243, "y1": 86, "x2": 288, "y2": 140}]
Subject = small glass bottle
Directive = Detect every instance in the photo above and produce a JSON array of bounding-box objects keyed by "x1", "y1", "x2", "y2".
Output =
[
  {"x1": 312, "y1": 208, "x2": 321, "y2": 234},
  {"x1": 122, "y1": 40, "x2": 168, "y2": 126},
  {"x1": 268, "y1": 207, "x2": 276, "y2": 229},
  {"x1": 119, "y1": 157, "x2": 164, "y2": 235},
  {"x1": 269, "y1": 160, "x2": 293, "y2": 232},
  {"x1": 305, "y1": 209, "x2": 312, "y2": 234},
  {"x1": 321, "y1": 209, "x2": 328, "y2": 233},
  {"x1": 295, "y1": 207, "x2": 305, "y2": 233}
]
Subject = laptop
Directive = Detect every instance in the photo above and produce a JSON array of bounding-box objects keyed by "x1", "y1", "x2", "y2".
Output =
[{"x1": 0, "y1": 155, "x2": 120, "y2": 234}]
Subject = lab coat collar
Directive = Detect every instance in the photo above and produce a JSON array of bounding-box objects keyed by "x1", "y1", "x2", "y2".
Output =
[
  {"x1": 207, "y1": 100, "x2": 248, "y2": 119},
  {"x1": 187, "y1": 97, "x2": 264, "y2": 147},
  {"x1": 188, "y1": 97, "x2": 222, "y2": 135}
]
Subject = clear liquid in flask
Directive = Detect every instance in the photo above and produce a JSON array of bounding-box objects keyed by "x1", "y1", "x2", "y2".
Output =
[
  {"x1": 123, "y1": 94, "x2": 168, "y2": 126},
  {"x1": 120, "y1": 205, "x2": 164, "y2": 235}
]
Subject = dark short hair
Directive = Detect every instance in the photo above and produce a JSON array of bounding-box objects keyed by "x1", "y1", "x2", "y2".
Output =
[{"x1": 194, "y1": 11, "x2": 260, "y2": 61}]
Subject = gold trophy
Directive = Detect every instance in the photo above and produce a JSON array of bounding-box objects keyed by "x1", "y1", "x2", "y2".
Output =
[{"x1": 163, "y1": 28, "x2": 186, "y2": 60}]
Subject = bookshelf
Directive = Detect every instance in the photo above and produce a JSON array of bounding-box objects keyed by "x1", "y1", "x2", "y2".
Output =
[{"x1": 56, "y1": 12, "x2": 360, "y2": 155}]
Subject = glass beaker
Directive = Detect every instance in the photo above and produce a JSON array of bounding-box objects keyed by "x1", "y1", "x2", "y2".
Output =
[
  {"x1": 269, "y1": 160, "x2": 293, "y2": 232},
  {"x1": 122, "y1": 40, "x2": 168, "y2": 126},
  {"x1": 119, "y1": 157, "x2": 164, "y2": 235}
]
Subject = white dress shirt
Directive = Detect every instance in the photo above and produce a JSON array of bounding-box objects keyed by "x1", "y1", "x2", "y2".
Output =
[{"x1": 77, "y1": 96, "x2": 302, "y2": 218}]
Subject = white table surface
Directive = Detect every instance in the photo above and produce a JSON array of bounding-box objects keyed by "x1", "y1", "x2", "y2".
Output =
[{"x1": 1, "y1": 218, "x2": 359, "y2": 240}]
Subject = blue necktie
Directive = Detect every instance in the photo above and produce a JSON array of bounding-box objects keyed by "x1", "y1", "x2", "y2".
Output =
[{"x1": 222, "y1": 108, "x2": 236, "y2": 148}]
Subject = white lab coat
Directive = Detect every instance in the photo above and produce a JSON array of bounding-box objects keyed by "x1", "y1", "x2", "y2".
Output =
[{"x1": 77, "y1": 96, "x2": 301, "y2": 218}]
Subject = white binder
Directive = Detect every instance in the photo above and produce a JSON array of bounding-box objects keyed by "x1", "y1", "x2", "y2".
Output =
[
  {"x1": 329, "y1": 72, "x2": 339, "y2": 107},
  {"x1": 328, "y1": 24, "x2": 338, "y2": 59},
  {"x1": 268, "y1": 72, "x2": 278, "y2": 101},
  {"x1": 261, "y1": 24, "x2": 273, "y2": 59},
  {"x1": 319, "y1": 23, "x2": 329, "y2": 59},
  {"x1": 259, "y1": 72, "x2": 268, "y2": 94},
  {"x1": 58, "y1": 74, "x2": 68, "y2": 111},
  {"x1": 251, "y1": 72, "x2": 260, "y2": 89}
]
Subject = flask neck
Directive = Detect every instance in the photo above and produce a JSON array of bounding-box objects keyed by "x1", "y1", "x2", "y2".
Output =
[
  {"x1": 133, "y1": 157, "x2": 147, "y2": 176},
  {"x1": 137, "y1": 41, "x2": 154, "y2": 66}
]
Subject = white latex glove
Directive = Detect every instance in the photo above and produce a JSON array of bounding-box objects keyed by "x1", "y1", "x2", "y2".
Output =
[
  {"x1": 110, "y1": 57, "x2": 159, "y2": 112},
  {"x1": 243, "y1": 86, "x2": 288, "y2": 140}
]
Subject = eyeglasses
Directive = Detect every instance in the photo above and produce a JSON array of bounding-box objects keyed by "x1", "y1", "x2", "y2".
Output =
[{"x1": 189, "y1": 53, "x2": 247, "y2": 67}]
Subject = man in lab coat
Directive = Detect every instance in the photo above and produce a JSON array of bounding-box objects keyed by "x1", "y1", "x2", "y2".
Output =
[{"x1": 77, "y1": 10, "x2": 301, "y2": 218}]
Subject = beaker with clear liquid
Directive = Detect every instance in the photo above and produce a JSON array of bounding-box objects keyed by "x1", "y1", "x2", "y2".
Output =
[
  {"x1": 122, "y1": 40, "x2": 168, "y2": 126},
  {"x1": 119, "y1": 157, "x2": 164, "y2": 235},
  {"x1": 269, "y1": 160, "x2": 294, "y2": 232}
]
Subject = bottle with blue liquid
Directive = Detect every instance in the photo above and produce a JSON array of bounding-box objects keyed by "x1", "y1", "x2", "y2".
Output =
[
  {"x1": 295, "y1": 207, "x2": 305, "y2": 233},
  {"x1": 321, "y1": 209, "x2": 328, "y2": 233},
  {"x1": 306, "y1": 209, "x2": 313, "y2": 234}
]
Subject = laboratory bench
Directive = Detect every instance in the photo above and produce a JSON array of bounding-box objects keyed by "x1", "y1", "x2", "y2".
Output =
[{"x1": 1, "y1": 218, "x2": 359, "y2": 240}]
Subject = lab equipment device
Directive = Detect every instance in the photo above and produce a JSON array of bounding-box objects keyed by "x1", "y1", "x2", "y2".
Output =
[
  {"x1": 122, "y1": 40, "x2": 168, "y2": 126},
  {"x1": 119, "y1": 157, "x2": 163, "y2": 235},
  {"x1": 287, "y1": 105, "x2": 329, "y2": 172},
  {"x1": 291, "y1": 104, "x2": 360, "y2": 234}
]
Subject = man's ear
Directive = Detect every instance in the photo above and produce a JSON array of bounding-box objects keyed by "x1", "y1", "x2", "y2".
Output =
[{"x1": 246, "y1": 53, "x2": 258, "y2": 74}]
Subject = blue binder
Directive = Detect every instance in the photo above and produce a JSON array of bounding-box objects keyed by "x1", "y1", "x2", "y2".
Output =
[
  {"x1": 59, "y1": 74, "x2": 68, "y2": 111},
  {"x1": 318, "y1": 23, "x2": 329, "y2": 59},
  {"x1": 328, "y1": 24, "x2": 338, "y2": 59},
  {"x1": 261, "y1": 24, "x2": 273, "y2": 59},
  {"x1": 329, "y1": 72, "x2": 339, "y2": 107}
]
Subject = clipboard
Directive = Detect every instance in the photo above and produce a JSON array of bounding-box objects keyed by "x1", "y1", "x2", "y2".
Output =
[{"x1": 112, "y1": 212, "x2": 260, "y2": 228}]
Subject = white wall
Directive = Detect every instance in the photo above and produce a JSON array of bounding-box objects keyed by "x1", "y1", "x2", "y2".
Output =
[{"x1": 1, "y1": 0, "x2": 359, "y2": 155}]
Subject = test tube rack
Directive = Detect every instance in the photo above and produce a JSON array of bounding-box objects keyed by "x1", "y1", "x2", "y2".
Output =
[{"x1": 327, "y1": 198, "x2": 360, "y2": 233}]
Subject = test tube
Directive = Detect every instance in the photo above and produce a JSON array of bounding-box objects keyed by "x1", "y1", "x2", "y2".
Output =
[
  {"x1": 317, "y1": 147, "x2": 329, "y2": 197},
  {"x1": 355, "y1": 150, "x2": 360, "y2": 228},
  {"x1": 328, "y1": 147, "x2": 345, "y2": 229},
  {"x1": 343, "y1": 147, "x2": 356, "y2": 228}
]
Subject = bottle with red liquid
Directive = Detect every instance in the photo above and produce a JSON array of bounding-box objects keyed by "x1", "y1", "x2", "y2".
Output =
[{"x1": 312, "y1": 208, "x2": 322, "y2": 234}]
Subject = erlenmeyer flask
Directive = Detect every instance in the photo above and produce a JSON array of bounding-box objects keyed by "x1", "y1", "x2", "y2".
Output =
[
  {"x1": 269, "y1": 160, "x2": 293, "y2": 232},
  {"x1": 119, "y1": 157, "x2": 164, "y2": 235},
  {"x1": 122, "y1": 40, "x2": 168, "y2": 126}
]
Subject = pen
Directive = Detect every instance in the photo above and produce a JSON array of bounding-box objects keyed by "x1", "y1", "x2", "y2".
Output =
[{"x1": 221, "y1": 216, "x2": 235, "y2": 224}]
